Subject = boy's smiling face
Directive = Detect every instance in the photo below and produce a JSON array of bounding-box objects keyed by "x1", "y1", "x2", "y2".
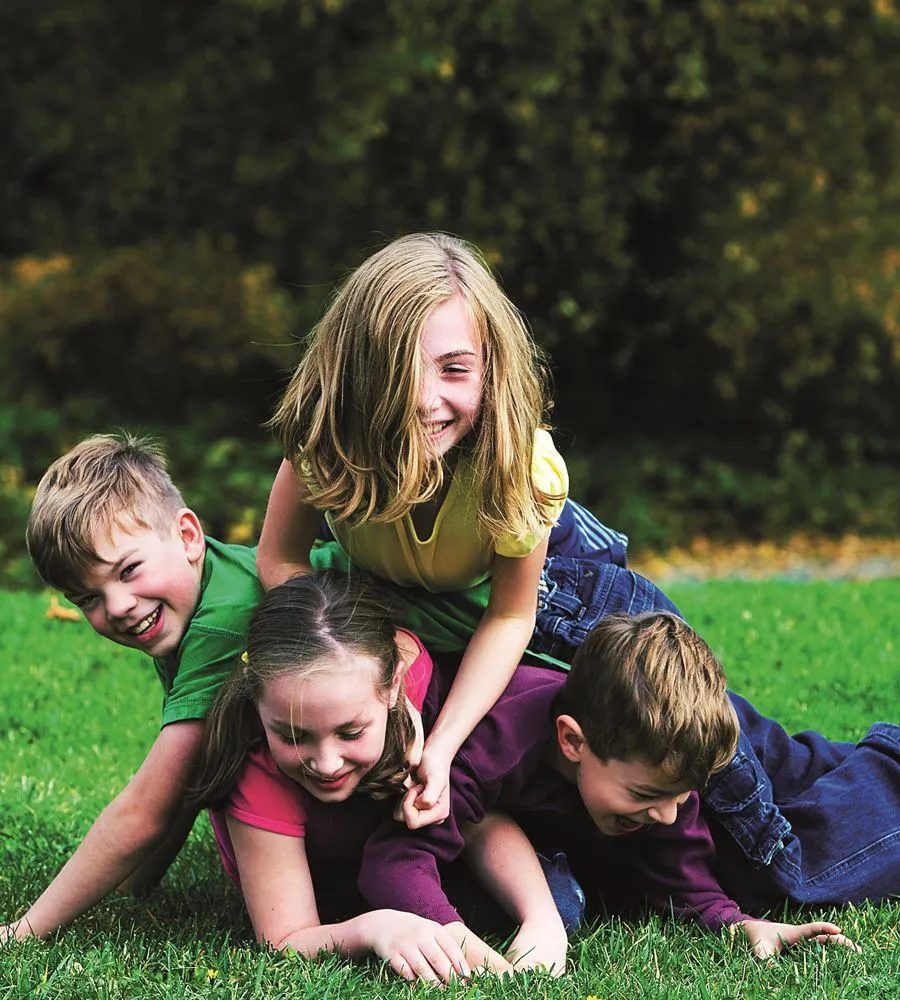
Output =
[
  {"x1": 65, "y1": 510, "x2": 205, "y2": 659},
  {"x1": 555, "y1": 714, "x2": 694, "y2": 837}
]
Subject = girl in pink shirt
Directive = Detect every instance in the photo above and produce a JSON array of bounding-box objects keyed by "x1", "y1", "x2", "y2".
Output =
[{"x1": 192, "y1": 572, "x2": 567, "y2": 981}]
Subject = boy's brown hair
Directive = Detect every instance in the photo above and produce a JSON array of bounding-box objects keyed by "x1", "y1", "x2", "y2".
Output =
[
  {"x1": 560, "y1": 612, "x2": 739, "y2": 788},
  {"x1": 26, "y1": 432, "x2": 186, "y2": 594}
]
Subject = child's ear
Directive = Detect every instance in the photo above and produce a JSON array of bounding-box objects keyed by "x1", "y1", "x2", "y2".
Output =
[
  {"x1": 556, "y1": 714, "x2": 586, "y2": 763},
  {"x1": 388, "y1": 667, "x2": 403, "y2": 709},
  {"x1": 176, "y1": 508, "x2": 205, "y2": 564},
  {"x1": 388, "y1": 629, "x2": 415, "y2": 709}
]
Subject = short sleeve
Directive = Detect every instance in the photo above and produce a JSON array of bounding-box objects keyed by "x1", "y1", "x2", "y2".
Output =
[
  {"x1": 158, "y1": 539, "x2": 262, "y2": 727},
  {"x1": 494, "y1": 428, "x2": 569, "y2": 558},
  {"x1": 398, "y1": 629, "x2": 434, "y2": 710},
  {"x1": 161, "y1": 625, "x2": 246, "y2": 725},
  {"x1": 224, "y1": 747, "x2": 309, "y2": 838}
]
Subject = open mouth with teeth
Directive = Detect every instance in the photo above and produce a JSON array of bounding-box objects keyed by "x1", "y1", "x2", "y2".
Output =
[
  {"x1": 426, "y1": 420, "x2": 454, "y2": 438},
  {"x1": 129, "y1": 605, "x2": 162, "y2": 639}
]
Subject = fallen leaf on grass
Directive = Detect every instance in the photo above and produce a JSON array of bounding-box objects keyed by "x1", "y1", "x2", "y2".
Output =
[{"x1": 46, "y1": 595, "x2": 81, "y2": 622}]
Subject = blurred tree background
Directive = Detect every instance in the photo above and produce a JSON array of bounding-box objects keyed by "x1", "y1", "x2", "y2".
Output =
[{"x1": 3, "y1": 0, "x2": 900, "y2": 587}]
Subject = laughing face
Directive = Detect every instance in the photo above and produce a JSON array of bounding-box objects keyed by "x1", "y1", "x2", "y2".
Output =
[
  {"x1": 555, "y1": 715, "x2": 694, "y2": 837},
  {"x1": 65, "y1": 510, "x2": 205, "y2": 659},
  {"x1": 417, "y1": 296, "x2": 484, "y2": 459},
  {"x1": 256, "y1": 651, "x2": 401, "y2": 804}
]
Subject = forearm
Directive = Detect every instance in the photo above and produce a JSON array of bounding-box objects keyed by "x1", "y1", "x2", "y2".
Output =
[
  {"x1": 116, "y1": 803, "x2": 200, "y2": 897},
  {"x1": 426, "y1": 611, "x2": 532, "y2": 761},
  {"x1": 463, "y1": 812, "x2": 559, "y2": 927},
  {"x1": 359, "y1": 832, "x2": 464, "y2": 926},
  {"x1": 631, "y1": 797, "x2": 754, "y2": 930},
  {"x1": 10, "y1": 798, "x2": 172, "y2": 939},
  {"x1": 274, "y1": 911, "x2": 386, "y2": 959},
  {"x1": 464, "y1": 813, "x2": 568, "y2": 974}
]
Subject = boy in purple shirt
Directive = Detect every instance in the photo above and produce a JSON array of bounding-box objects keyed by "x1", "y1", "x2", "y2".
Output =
[{"x1": 361, "y1": 612, "x2": 893, "y2": 959}]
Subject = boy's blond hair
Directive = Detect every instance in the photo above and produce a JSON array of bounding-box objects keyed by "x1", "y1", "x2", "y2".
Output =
[
  {"x1": 271, "y1": 232, "x2": 559, "y2": 543},
  {"x1": 27, "y1": 433, "x2": 186, "y2": 593},
  {"x1": 561, "y1": 612, "x2": 739, "y2": 788}
]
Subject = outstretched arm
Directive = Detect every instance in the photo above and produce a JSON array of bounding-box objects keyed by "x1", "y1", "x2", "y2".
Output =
[
  {"x1": 226, "y1": 816, "x2": 489, "y2": 981},
  {"x1": 2, "y1": 720, "x2": 204, "y2": 941},
  {"x1": 411, "y1": 540, "x2": 547, "y2": 824},
  {"x1": 739, "y1": 919, "x2": 860, "y2": 959},
  {"x1": 256, "y1": 459, "x2": 322, "y2": 591},
  {"x1": 463, "y1": 811, "x2": 568, "y2": 975},
  {"x1": 116, "y1": 801, "x2": 201, "y2": 897}
]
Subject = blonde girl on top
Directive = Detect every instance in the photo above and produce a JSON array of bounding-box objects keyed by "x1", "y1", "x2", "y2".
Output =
[{"x1": 257, "y1": 232, "x2": 573, "y2": 825}]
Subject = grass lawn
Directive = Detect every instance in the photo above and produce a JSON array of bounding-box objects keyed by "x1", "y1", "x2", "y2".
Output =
[{"x1": 1, "y1": 582, "x2": 899, "y2": 998}]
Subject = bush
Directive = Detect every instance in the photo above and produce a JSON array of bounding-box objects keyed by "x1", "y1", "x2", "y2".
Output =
[{"x1": 3, "y1": 1, "x2": 900, "y2": 568}]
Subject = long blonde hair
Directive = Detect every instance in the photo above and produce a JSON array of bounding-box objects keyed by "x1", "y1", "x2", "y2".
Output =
[
  {"x1": 191, "y1": 572, "x2": 417, "y2": 808},
  {"x1": 271, "y1": 232, "x2": 559, "y2": 542}
]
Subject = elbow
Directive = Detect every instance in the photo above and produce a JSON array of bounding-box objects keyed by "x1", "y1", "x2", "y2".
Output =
[{"x1": 112, "y1": 799, "x2": 178, "y2": 855}]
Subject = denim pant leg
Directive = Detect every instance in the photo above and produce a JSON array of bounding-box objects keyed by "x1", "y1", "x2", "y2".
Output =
[
  {"x1": 730, "y1": 693, "x2": 856, "y2": 797},
  {"x1": 549, "y1": 499, "x2": 629, "y2": 566},
  {"x1": 705, "y1": 700, "x2": 900, "y2": 907},
  {"x1": 538, "y1": 851, "x2": 586, "y2": 934},
  {"x1": 445, "y1": 850, "x2": 585, "y2": 938},
  {"x1": 532, "y1": 556, "x2": 682, "y2": 663}
]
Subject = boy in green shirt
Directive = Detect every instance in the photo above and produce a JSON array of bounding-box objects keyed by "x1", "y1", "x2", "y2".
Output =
[{"x1": 2, "y1": 433, "x2": 263, "y2": 941}]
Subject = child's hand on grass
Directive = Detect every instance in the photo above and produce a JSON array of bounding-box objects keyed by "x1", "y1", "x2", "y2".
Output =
[
  {"x1": 444, "y1": 921, "x2": 514, "y2": 976},
  {"x1": 359, "y1": 910, "x2": 471, "y2": 983},
  {"x1": 505, "y1": 915, "x2": 568, "y2": 976},
  {"x1": 740, "y1": 918, "x2": 861, "y2": 959},
  {"x1": 1, "y1": 920, "x2": 30, "y2": 944}
]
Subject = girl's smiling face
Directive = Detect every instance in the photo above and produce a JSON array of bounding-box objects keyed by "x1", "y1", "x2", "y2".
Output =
[
  {"x1": 257, "y1": 651, "x2": 400, "y2": 803},
  {"x1": 418, "y1": 296, "x2": 484, "y2": 458}
]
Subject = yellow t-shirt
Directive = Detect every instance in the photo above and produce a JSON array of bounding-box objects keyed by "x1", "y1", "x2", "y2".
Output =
[{"x1": 325, "y1": 429, "x2": 568, "y2": 592}]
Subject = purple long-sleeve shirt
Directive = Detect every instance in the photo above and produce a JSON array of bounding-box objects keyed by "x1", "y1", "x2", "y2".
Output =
[{"x1": 360, "y1": 665, "x2": 753, "y2": 929}]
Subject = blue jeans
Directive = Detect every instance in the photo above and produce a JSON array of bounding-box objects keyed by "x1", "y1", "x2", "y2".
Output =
[
  {"x1": 447, "y1": 850, "x2": 585, "y2": 938},
  {"x1": 539, "y1": 850, "x2": 586, "y2": 934},
  {"x1": 704, "y1": 693, "x2": 900, "y2": 910},
  {"x1": 532, "y1": 498, "x2": 680, "y2": 662},
  {"x1": 533, "y1": 557, "x2": 682, "y2": 662},
  {"x1": 548, "y1": 499, "x2": 629, "y2": 566}
]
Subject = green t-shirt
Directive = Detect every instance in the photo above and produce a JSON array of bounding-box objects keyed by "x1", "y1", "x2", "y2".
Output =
[
  {"x1": 154, "y1": 537, "x2": 263, "y2": 727},
  {"x1": 309, "y1": 539, "x2": 566, "y2": 670}
]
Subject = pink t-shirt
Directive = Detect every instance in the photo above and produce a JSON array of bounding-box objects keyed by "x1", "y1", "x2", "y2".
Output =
[{"x1": 209, "y1": 629, "x2": 433, "y2": 884}]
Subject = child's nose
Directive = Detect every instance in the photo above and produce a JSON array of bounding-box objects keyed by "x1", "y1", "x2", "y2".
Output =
[
  {"x1": 105, "y1": 588, "x2": 137, "y2": 619},
  {"x1": 647, "y1": 797, "x2": 680, "y2": 826},
  {"x1": 312, "y1": 743, "x2": 343, "y2": 776}
]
